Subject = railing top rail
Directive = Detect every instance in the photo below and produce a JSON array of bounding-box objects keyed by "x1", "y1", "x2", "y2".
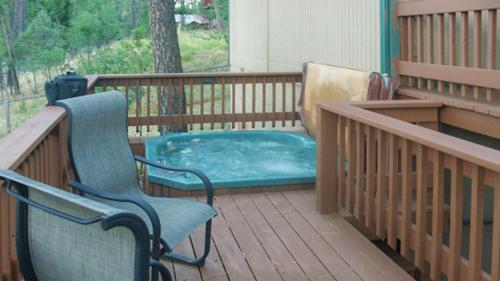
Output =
[
  {"x1": 93, "y1": 72, "x2": 303, "y2": 80},
  {"x1": 396, "y1": 0, "x2": 498, "y2": 17},
  {"x1": 318, "y1": 100, "x2": 500, "y2": 173},
  {"x1": 351, "y1": 100, "x2": 442, "y2": 109},
  {"x1": 0, "y1": 106, "x2": 66, "y2": 170}
]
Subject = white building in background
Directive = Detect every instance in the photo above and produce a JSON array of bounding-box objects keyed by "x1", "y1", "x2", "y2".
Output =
[{"x1": 229, "y1": 0, "x2": 381, "y2": 73}]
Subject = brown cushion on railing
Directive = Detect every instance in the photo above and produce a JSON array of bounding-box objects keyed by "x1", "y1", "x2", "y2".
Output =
[{"x1": 367, "y1": 72, "x2": 400, "y2": 101}]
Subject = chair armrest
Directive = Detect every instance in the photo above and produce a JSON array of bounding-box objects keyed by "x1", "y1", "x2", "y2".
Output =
[
  {"x1": 135, "y1": 155, "x2": 214, "y2": 206},
  {"x1": 69, "y1": 180, "x2": 163, "y2": 258}
]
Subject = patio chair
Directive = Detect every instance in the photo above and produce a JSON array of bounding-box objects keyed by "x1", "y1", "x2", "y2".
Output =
[
  {"x1": 0, "y1": 170, "x2": 172, "y2": 281},
  {"x1": 56, "y1": 91, "x2": 216, "y2": 266}
]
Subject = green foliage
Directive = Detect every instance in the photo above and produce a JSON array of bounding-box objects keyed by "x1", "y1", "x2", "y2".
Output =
[
  {"x1": 78, "y1": 29, "x2": 228, "y2": 74},
  {"x1": 178, "y1": 30, "x2": 227, "y2": 70},
  {"x1": 79, "y1": 38, "x2": 153, "y2": 74},
  {"x1": 14, "y1": 10, "x2": 66, "y2": 72},
  {"x1": 66, "y1": 11, "x2": 101, "y2": 51},
  {"x1": 28, "y1": 0, "x2": 72, "y2": 27}
]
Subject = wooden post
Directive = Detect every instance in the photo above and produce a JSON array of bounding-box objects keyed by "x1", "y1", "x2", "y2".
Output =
[
  {"x1": 47, "y1": 124, "x2": 61, "y2": 188},
  {"x1": 316, "y1": 107, "x2": 338, "y2": 214}
]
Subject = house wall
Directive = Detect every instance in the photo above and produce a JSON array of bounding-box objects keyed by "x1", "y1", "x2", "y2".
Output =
[{"x1": 229, "y1": 0, "x2": 381, "y2": 72}]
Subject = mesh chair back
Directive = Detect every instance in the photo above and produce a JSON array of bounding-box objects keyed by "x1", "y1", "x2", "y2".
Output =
[
  {"x1": 0, "y1": 170, "x2": 150, "y2": 281},
  {"x1": 56, "y1": 92, "x2": 140, "y2": 195}
]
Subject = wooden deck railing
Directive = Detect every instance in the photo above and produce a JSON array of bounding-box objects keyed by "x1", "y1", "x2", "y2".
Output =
[
  {"x1": 395, "y1": 1, "x2": 500, "y2": 109},
  {"x1": 0, "y1": 106, "x2": 71, "y2": 281},
  {"x1": 90, "y1": 72, "x2": 303, "y2": 135},
  {"x1": 316, "y1": 100, "x2": 500, "y2": 281}
]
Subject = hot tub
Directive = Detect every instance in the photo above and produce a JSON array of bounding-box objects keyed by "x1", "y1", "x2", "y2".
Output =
[{"x1": 145, "y1": 131, "x2": 316, "y2": 190}]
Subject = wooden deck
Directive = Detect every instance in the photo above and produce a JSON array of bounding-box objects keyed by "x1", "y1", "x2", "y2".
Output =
[{"x1": 162, "y1": 189, "x2": 414, "y2": 281}]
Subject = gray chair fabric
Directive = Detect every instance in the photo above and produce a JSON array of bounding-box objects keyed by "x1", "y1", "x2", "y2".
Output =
[
  {"x1": 57, "y1": 91, "x2": 216, "y2": 249},
  {"x1": 0, "y1": 170, "x2": 151, "y2": 281}
]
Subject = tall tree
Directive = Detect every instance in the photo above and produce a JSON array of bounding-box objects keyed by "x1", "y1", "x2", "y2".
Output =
[
  {"x1": 131, "y1": 0, "x2": 138, "y2": 28},
  {"x1": 147, "y1": 0, "x2": 184, "y2": 132},
  {"x1": 212, "y1": 0, "x2": 223, "y2": 32},
  {"x1": 148, "y1": 0, "x2": 182, "y2": 74},
  {"x1": 0, "y1": 1, "x2": 21, "y2": 96}
]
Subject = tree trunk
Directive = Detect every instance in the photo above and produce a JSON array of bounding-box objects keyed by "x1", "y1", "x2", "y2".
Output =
[
  {"x1": 180, "y1": 0, "x2": 185, "y2": 30},
  {"x1": 31, "y1": 69, "x2": 38, "y2": 95},
  {"x1": 10, "y1": 0, "x2": 26, "y2": 38},
  {"x1": 147, "y1": 0, "x2": 185, "y2": 133},
  {"x1": 212, "y1": 0, "x2": 223, "y2": 32},
  {"x1": 131, "y1": 0, "x2": 138, "y2": 28},
  {"x1": 0, "y1": 5, "x2": 20, "y2": 96}
]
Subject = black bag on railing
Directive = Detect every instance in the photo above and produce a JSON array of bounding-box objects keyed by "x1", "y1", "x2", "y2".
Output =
[{"x1": 45, "y1": 71, "x2": 88, "y2": 105}]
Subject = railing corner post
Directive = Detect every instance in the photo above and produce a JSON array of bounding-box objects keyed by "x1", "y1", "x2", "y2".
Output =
[{"x1": 316, "y1": 107, "x2": 339, "y2": 214}]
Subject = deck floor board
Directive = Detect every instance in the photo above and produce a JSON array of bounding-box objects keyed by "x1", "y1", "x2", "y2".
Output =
[{"x1": 161, "y1": 190, "x2": 415, "y2": 281}]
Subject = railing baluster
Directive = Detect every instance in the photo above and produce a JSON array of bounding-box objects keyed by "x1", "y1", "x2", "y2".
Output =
[
  {"x1": 179, "y1": 78, "x2": 185, "y2": 130},
  {"x1": 135, "y1": 79, "x2": 140, "y2": 133},
  {"x1": 355, "y1": 122, "x2": 365, "y2": 221},
  {"x1": 460, "y1": 12, "x2": 469, "y2": 98},
  {"x1": 448, "y1": 13, "x2": 457, "y2": 95},
  {"x1": 200, "y1": 81, "x2": 205, "y2": 130},
  {"x1": 272, "y1": 76, "x2": 276, "y2": 128},
  {"x1": 365, "y1": 126, "x2": 375, "y2": 231},
  {"x1": 147, "y1": 79, "x2": 151, "y2": 132},
  {"x1": 430, "y1": 150, "x2": 444, "y2": 281},
  {"x1": 338, "y1": 117, "x2": 346, "y2": 209},
  {"x1": 189, "y1": 78, "x2": 194, "y2": 131},
  {"x1": 262, "y1": 79, "x2": 267, "y2": 127},
  {"x1": 156, "y1": 79, "x2": 162, "y2": 132},
  {"x1": 426, "y1": 15, "x2": 434, "y2": 91},
  {"x1": 486, "y1": 10, "x2": 496, "y2": 102},
  {"x1": 167, "y1": 78, "x2": 174, "y2": 131},
  {"x1": 492, "y1": 173, "x2": 500, "y2": 281},
  {"x1": 437, "y1": 14, "x2": 445, "y2": 92},
  {"x1": 125, "y1": 78, "x2": 129, "y2": 106},
  {"x1": 211, "y1": 82, "x2": 215, "y2": 130},
  {"x1": 252, "y1": 76, "x2": 256, "y2": 128},
  {"x1": 242, "y1": 77, "x2": 246, "y2": 129},
  {"x1": 375, "y1": 129, "x2": 387, "y2": 238},
  {"x1": 468, "y1": 165, "x2": 484, "y2": 281},
  {"x1": 401, "y1": 139, "x2": 412, "y2": 259},
  {"x1": 232, "y1": 77, "x2": 236, "y2": 129},
  {"x1": 408, "y1": 17, "x2": 414, "y2": 86},
  {"x1": 221, "y1": 77, "x2": 226, "y2": 128},
  {"x1": 282, "y1": 76, "x2": 286, "y2": 127},
  {"x1": 448, "y1": 157, "x2": 464, "y2": 281},
  {"x1": 417, "y1": 15, "x2": 424, "y2": 88},
  {"x1": 0, "y1": 182, "x2": 12, "y2": 280},
  {"x1": 415, "y1": 144, "x2": 428, "y2": 278},
  {"x1": 346, "y1": 119, "x2": 356, "y2": 214},
  {"x1": 473, "y1": 10, "x2": 482, "y2": 100},
  {"x1": 387, "y1": 134, "x2": 399, "y2": 249},
  {"x1": 292, "y1": 78, "x2": 296, "y2": 127}
]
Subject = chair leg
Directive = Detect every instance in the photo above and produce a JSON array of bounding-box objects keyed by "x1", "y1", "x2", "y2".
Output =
[{"x1": 163, "y1": 219, "x2": 212, "y2": 266}]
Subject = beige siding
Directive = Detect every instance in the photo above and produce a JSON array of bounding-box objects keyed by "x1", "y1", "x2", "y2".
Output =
[
  {"x1": 230, "y1": 0, "x2": 381, "y2": 72},
  {"x1": 229, "y1": 0, "x2": 269, "y2": 71}
]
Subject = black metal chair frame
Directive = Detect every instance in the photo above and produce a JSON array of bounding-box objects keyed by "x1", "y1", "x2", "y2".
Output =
[{"x1": 58, "y1": 94, "x2": 215, "y2": 269}]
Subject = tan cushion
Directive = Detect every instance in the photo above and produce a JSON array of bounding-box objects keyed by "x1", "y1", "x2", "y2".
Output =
[{"x1": 300, "y1": 63, "x2": 370, "y2": 137}]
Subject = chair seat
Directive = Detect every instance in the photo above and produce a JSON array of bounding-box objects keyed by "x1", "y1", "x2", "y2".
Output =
[
  {"x1": 102, "y1": 194, "x2": 216, "y2": 249},
  {"x1": 144, "y1": 196, "x2": 216, "y2": 248}
]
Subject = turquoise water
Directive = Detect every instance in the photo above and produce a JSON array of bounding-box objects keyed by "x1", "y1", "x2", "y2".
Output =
[{"x1": 145, "y1": 131, "x2": 316, "y2": 190}]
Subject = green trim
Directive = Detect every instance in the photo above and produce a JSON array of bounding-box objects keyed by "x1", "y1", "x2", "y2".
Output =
[{"x1": 380, "y1": 0, "x2": 400, "y2": 76}]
